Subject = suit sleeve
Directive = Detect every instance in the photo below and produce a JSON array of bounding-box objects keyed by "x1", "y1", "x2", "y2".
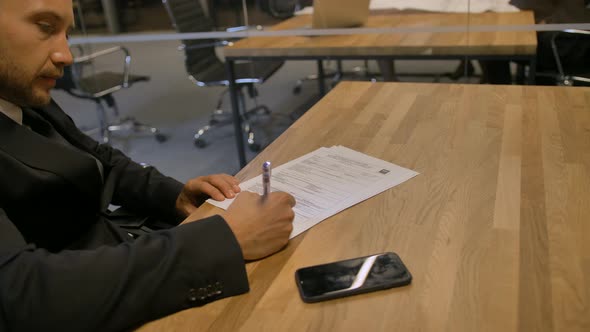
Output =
[
  {"x1": 0, "y1": 211, "x2": 249, "y2": 332},
  {"x1": 92, "y1": 139, "x2": 185, "y2": 223},
  {"x1": 55, "y1": 102, "x2": 185, "y2": 224}
]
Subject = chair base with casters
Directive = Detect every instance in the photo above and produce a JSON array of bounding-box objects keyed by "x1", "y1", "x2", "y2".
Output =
[
  {"x1": 294, "y1": 59, "x2": 481, "y2": 95},
  {"x1": 188, "y1": 61, "x2": 280, "y2": 151},
  {"x1": 89, "y1": 92, "x2": 167, "y2": 144},
  {"x1": 293, "y1": 60, "x2": 379, "y2": 95},
  {"x1": 163, "y1": 0, "x2": 285, "y2": 152},
  {"x1": 56, "y1": 46, "x2": 167, "y2": 144},
  {"x1": 193, "y1": 103, "x2": 270, "y2": 152},
  {"x1": 62, "y1": 71, "x2": 167, "y2": 144}
]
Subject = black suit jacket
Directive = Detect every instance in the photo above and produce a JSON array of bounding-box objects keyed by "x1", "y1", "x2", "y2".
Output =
[{"x1": 0, "y1": 101, "x2": 249, "y2": 331}]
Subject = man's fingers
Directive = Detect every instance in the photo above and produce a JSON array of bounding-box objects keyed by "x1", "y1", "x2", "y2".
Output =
[
  {"x1": 222, "y1": 174, "x2": 241, "y2": 193},
  {"x1": 183, "y1": 204, "x2": 198, "y2": 215},
  {"x1": 271, "y1": 192, "x2": 296, "y2": 207},
  {"x1": 205, "y1": 174, "x2": 241, "y2": 198},
  {"x1": 199, "y1": 182, "x2": 226, "y2": 201},
  {"x1": 186, "y1": 174, "x2": 241, "y2": 200}
]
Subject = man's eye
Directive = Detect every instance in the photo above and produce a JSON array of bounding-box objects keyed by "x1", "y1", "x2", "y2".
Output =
[{"x1": 37, "y1": 22, "x2": 55, "y2": 34}]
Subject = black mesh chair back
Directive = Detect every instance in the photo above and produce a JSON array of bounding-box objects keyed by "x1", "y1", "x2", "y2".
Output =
[
  {"x1": 161, "y1": 0, "x2": 285, "y2": 150},
  {"x1": 259, "y1": 0, "x2": 312, "y2": 19},
  {"x1": 163, "y1": 0, "x2": 224, "y2": 81}
]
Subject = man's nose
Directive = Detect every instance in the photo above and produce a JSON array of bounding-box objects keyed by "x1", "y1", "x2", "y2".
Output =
[{"x1": 51, "y1": 35, "x2": 74, "y2": 67}]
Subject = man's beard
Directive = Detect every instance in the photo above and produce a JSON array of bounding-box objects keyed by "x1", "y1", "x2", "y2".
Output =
[{"x1": 0, "y1": 56, "x2": 51, "y2": 108}]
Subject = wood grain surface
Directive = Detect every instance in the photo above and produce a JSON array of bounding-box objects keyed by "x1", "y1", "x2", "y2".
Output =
[
  {"x1": 224, "y1": 11, "x2": 537, "y2": 58},
  {"x1": 139, "y1": 82, "x2": 590, "y2": 331}
]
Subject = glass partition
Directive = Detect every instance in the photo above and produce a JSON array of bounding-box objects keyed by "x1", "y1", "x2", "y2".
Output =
[{"x1": 59, "y1": 0, "x2": 590, "y2": 175}]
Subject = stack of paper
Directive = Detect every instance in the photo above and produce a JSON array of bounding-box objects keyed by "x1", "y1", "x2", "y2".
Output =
[
  {"x1": 296, "y1": 0, "x2": 519, "y2": 15},
  {"x1": 206, "y1": 146, "x2": 419, "y2": 239}
]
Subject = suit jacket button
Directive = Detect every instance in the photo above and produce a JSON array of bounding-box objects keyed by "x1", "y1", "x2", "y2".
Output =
[
  {"x1": 198, "y1": 287, "x2": 207, "y2": 300},
  {"x1": 187, "y1": 288, "x2": 198, "y2": 302},
  {"x1": 214, "y1": 282, "x2": 223, "y2": 295},
  {"x1": 206, "y1": 285, "x2": 215, "y2": 297}
]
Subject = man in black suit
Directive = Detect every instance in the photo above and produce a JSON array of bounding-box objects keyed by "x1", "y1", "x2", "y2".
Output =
[{"x1": 0, "y1": 1, "x2": 296, "y2": 331}]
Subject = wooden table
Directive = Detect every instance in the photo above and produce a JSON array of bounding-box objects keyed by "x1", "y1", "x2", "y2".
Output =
[
  {"x1": 140, "y1": 82, "x2": 590, "y2": 331},
  {"x1": 224, "y1": 11, "x2": 538, "y2": 167},
  {"x1": 225, "y1": 11, "x2": 537, "y2": 58}
]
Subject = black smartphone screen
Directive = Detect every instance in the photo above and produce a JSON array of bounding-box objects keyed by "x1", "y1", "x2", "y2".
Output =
[{"x1": 295, "y1": 252, "x2": 411, "y2": 303}]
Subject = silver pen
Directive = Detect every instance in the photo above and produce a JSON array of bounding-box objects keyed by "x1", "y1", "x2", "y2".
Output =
[{"x1": 262, "y1": 161, "x2": 271, "y2": 200}]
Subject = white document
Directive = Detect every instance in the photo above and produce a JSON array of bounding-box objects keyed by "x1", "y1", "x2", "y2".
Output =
[
  {"x1": 296, "y1": 0, "x2": 519, "y2": 15},
  {"x1": 207, "y1": 146, "x2": 419, "y2": 238}
]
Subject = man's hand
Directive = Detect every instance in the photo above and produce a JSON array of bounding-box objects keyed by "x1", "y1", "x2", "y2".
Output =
[
  {"x1": 219, "y1": 191, "x2": 296, "y2": 261},
  {"x1": 176, "y1": 174, "x2": 241, "y2": 217}
]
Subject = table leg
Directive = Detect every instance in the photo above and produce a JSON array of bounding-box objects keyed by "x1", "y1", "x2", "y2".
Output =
[
  {"x1": 226, "y1": 60, "x2": 247, "y2": 168},
  {"x1": 528, "y1": 56, "x2": 537, "y2": 85},
  {"x1": 317, "y1": 60, "x2": 326, "y2": 97},
  {"x1": 101, "y1": 0, "x2": 121, "y2": 34}
]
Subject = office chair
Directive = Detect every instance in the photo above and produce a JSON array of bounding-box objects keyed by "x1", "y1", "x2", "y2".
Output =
[
  {"x1": 56, "y1": 45, "x2": 167, "y2": 143},
  {"x1": 258, "y1": 0, "x2": 301, "y2": 19},
  {"x1": 538, "y1": 29, "x2": 590, "y2": 86},
  {"x1": 163, "y1": 0, "x2": 284, "y2": 151}
]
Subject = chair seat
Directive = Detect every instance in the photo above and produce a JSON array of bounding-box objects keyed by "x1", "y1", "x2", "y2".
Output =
[
  {"x1": 78, "y1": 71, "x2": 150, "y2": 95},
  {"x1": 188, "y1": 61, "x2": 284, "y2": 86}
]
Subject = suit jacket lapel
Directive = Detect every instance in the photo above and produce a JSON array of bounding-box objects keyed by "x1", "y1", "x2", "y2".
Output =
[
  {"x1": 33, "y1": 101, "x2": 118, "y2": 210},
  {"x1": 0, "y1": 111, "x2": 102, "y2": 204},
  {"x1": 33, "y1": 101, "x2": 102, "y2": 159}
]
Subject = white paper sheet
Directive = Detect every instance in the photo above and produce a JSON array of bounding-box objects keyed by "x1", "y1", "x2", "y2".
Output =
[
  {"x1": 206, "y1": 146, "x2": 419, "y2": 238},
  {"x1": 296, "y1": 0, "x2": 519, "y2": 15}
]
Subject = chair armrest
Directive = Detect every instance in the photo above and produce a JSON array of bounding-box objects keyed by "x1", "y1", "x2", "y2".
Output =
[
  {"x1": 73, "y1": 46, "x2": 129, "y2": 63},
  {"x1": 176, "y1": 26, "x2": 264, "y2": 52},
  {"x1": 225, "y1": 25, "x2": 263, "y2": 33},
  {"x1": 175, "y1": 26, "x2": 264, "y2": 52},
  {"x1": 561, "y1": 29, "x2": 590, "y2": 35},
  {"x1": 177, "y1": 40, "x2": 232, "y2": 51},
  {"x1": 72, "y1": 46, "x2": 132, "y2": 88}
]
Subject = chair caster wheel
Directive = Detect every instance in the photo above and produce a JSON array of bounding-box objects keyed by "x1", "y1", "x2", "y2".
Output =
[
  {"x1": 293, "y1": 85, "x2": 302, "y2": 95},
  {"x1": 194, "y1": 138, "x2": 207, "y2": 148},
  {"x1": 155, "y1": 133, "x2": 168, "y2": 143}
]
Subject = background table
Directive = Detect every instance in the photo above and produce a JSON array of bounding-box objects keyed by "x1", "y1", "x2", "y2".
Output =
[
  {"x1": 140, "y1": 82, "x2": 590, "y2": 331},
  {"x1": 224, "y1": 11, "x2": 538, "y2": 167}
]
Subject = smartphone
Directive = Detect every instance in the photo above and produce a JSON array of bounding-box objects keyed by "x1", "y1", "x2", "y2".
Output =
[{"x1": 295, "y1": 252, "x2": 412, "y2": 303}]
